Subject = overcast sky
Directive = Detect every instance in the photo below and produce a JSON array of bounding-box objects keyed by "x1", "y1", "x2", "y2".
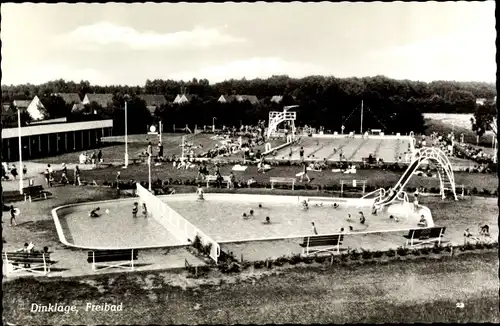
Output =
[{"x1": 1, "y1": 2, "x2": 496, "y2": 86}]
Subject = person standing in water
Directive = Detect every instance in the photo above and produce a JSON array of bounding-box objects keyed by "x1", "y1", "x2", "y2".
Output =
[
  {"x1": 132, "y1": 202, "x2": 139, "y2": 217},
  {"x1": 196, "y1": 184, "x2": 204, "y2": 200}
]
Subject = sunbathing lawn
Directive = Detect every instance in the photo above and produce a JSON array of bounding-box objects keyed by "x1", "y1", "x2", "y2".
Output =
[
  {"x1": 53, "y1": 163, "x2": 498, "y2": 194},
  {"x1": 2, "y1": 251, "x2": 498, "y2": 324}
]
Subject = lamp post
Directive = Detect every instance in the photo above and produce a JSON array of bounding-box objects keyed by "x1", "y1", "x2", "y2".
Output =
[
  {"x1": 17, "y1": 108, "x2": 24, "y2": 194},
  {"x1": 212, "y1": 117, "x2": 217, "y2": 133},
  {"x1": 124, "y1": 97, "x2": 129, "y2": 168},
  {"x1": 148, "y1": 153, "x2": 152, "y2": 191}
]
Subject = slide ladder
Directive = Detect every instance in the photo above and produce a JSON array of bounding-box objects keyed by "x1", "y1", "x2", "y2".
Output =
[{"x1": 373, "y1": 147, "x2": 458, "y2": 208}]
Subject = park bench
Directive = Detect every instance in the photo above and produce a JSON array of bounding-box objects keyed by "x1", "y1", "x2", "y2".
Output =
[
  {"x1": 3, "y1": 251, "x2": 55, "y2": 276},
  {"x1": 87, "y1": 249, "x2": 138, "y2": 272},
  {"x1": 270, "y1": 177, "x2": 296, "y2": 190},
  {"x1": 300, "y1": 234, "x2": 345, "y2": 256},
  {"x1": 205, "y1": 175, "x2": 231, "y2": 188},
  {"x1": 403, "y1": 226, "x2": 446, "y2": 248},
  {"x1": 22, "y1": 185, "x2": 52, "y2": 202}
]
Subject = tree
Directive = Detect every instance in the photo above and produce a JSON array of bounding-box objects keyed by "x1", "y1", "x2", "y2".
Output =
[
  {"x1": 471, "y1": 101, "x2": 497, "y2": 137},
  {"x1": 39, "y1": 95, "x2": 71, "y2": 119}
]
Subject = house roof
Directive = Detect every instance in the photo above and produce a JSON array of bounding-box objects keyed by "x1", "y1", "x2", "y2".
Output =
[
  {"x1": 175, "y1": 94, "x2": 194, "y2": 102},
  {"x1": 13, "y1": 100, "x2": 31, "y2": 108},
  {"x1": 138, "y1": 94, "x2": 167, "y2": 107},
  {"x1": 271, "y1": 95, "x2": 283, "y2": 103},
  {"x1": 53, "y1": 93, "x2": 82, "y2": 105},
  {"x1": 84, "y1": 94, "x2": 113, "y2": 107},
  {"x1": 226, "y1": 95, "x2": 259, "y2": 105}
]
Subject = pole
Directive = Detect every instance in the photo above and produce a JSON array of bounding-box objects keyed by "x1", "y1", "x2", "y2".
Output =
[
  {"x1": 213, "y1": 117, "x2": 216, "y2": 133},
  {"x1": 18, "y1": 109, "x2": 24, "y2": 194},
  {"x1": 159, "y1": 121, "x2": 162, "y2": 143},
  {"x1": 124, "y1": 101, "x2": 129, "y2": 167},
  {"x1": 148, "y1": 154, "x2": 152, "y2": 191},
  {"x1": 360, "y1": 100, "x2": 363, "y2": 135}
]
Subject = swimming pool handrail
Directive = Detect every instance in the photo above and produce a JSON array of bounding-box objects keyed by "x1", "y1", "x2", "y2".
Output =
[{"x1": 361, "y1": 188, "x2": 386, "y2": 200}]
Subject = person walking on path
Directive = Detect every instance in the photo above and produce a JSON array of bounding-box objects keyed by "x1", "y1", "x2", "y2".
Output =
[
  {"x1": 74, "y1": 165, "x2": 81, "y2": 186},
  {"x1": 10, "y1": 164, "x2": 18, "y2": 180},
  {"x1": 300, "y1": 161, "x2": 310, "y2": 183},
  {"x1": 10, "y1": 206, "x2": 18, "y2": 226},
  {"x1": 311, "y1": 222, "x2": 318, "y2": 235}
]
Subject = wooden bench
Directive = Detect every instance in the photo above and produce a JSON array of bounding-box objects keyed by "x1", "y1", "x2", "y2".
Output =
[
  {"x1": 404, "y1": 226, "x2": 446, "y2": 248},
  {"x1": 22, "y1": 185, "x2": 52, "y2": 202},
  {"x1": 270, "y1": 177, "x2": 296, "y2": 190},
  {"x1": 205, "y1": 175, "x2": 231, "y2": 188},
  {"x1": 87, "y1": 249, "x2": 139, "y2": 272},
  {"x1": 300, "y1": 234, "x2": 344, "y2": 255},
  {"x1": 3, "y1": 251, "x2": 54, "y2": 275}
]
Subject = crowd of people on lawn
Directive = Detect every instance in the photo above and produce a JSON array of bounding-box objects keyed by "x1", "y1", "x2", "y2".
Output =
[{"x1": 419, "y1": 131, "x2": 495, "y2": 167}]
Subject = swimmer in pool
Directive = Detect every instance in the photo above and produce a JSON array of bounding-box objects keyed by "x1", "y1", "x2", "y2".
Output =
[
  {"x1": 262, "y1": 216, "x2": 271, "y2": 224},
  {"x1": 359, "y1": 211, "x2": 366, "y2": 225},
  {"x1": 346, "y1": 213, "x2": 352, "y2": 221},
  {"x1": 142, "y1": 203, "x2": 148, "y2": 217},
  {"x1": 196, "y1": 184, "x2": 204, "y2": 200},
  {"x1": 249, "y1": 210, "x2": 254, "y2": 217},
  {"x1": 132, "y1": 202, "x2": 138, "y2": 217},
  {"x1": 389, "y1": 215, "x2": 400, "y2": 222},
  {"x1": 89, "y1": 207, "x2": 100, "y2": 218},
  {"x1": 258, "y1": 204, "x2": 263, "y2": 208},
  {"x1": 302, "y1": 200, "x2": 309, "y2": 210},
  {"x1": 242, "y1": 213, "x2": 249, "y2": 220},
  {"x1": 332, "y1": 203, "x2": 339, "y2": 209}
]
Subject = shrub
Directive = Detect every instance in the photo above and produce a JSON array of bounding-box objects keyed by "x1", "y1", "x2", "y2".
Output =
[
  {"x1": 361, "y1": 249, "x2": 373, "y2": 259},
  {"x1": 471, "y1": 187, "x2": 478, "y2": 195},
  {"x1": 314, "y1": 255, "x2": 326, "y2": 264},
  {"x1": 420, "y1": 247, "x2": 430, "y2": 255},
  {"x1": 253, "y1": 260, "x2": 265, "y2": 269},
  {"x1": 386, "y1": 249, "x2": 396, "y2": 257},
  {"x1": 349, "y1": 249, "x2": 360, "y2": 260},
  {"x1": 410, "y1": 249, "x2": 421, "y2": 256},
  {"x1": 481, "y1": 188, "x2": 491, "y2": 196},
  {"x1": 340, "y1": 253, "x2": 349, "y2": 261},
  {"x1": 485, "y1": 242, "x2": 497, "y2": 249},
  {"x1": 431, "y1": 244, "x2": 443, "y2": 254},
  {"x1": 372, "y1": 250, "x2": 384, "y2": 258},
  {"x1": 289, "y1": 253, "x2": 302, "y2": 265},
  {"x1": 303, "y1": 256, "x2": 314, "y2": 264},
  {"x1": 475, "y1": 242, "x2": 485, "y2": 250},
  {"x1": 396, "y1": 247, "x2": 409, "y2": 256}
]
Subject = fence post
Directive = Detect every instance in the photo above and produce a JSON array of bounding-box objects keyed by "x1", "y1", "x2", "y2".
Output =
[{"x1": 340, "y1": 181, "x2": 344, "y2": 197}]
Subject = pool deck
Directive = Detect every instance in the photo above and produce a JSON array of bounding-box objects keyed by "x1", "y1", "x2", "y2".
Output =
[{"x1": 2, "y1": 165, "x2": 496, "y2": 280}]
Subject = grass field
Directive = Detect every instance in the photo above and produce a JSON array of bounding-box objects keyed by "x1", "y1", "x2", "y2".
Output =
[
  {"x1": 423, "y1": 114, "x2": 495, "y2": 148},
  {"x1": 2, "y1": 251, "x2": 498, "y2": 324},
  {"x1": 57, "y1": 161, "x2": 497, "y2": 193}
]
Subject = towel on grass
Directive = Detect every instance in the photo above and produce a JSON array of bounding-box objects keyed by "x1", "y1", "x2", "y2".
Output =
[{"x1": 232, "y1": 164, "x2": 248, "y2": 171}]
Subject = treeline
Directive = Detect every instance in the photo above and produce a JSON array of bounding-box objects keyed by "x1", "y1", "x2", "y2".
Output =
[{"x1": 1, "y1": 75, "x2": 496, "y2": 135}]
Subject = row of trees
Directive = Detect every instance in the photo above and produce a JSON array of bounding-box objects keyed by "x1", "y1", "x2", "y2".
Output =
[
  {"x1": 2, "y1": 75, "x2": 496, "y2": 113},
  {"x1": 1, "y1": 76, "x2": 496, "y2": 136}
]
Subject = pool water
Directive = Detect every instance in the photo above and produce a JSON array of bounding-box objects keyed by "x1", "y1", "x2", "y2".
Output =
[
  {"x1": 57, "y1": 200, "x2": 182, "y2": 249},
  {"x1": 162, "y1": 194, "x2": 428, "y2": 242}
]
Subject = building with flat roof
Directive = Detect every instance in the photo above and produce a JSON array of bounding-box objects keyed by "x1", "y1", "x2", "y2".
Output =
[{"x1": 2, "y1": 119, "x2": 113, "y2": 162}]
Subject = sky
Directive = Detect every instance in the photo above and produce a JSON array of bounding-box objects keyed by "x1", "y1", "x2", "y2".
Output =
[{"x1": 1, "y1": 2, "x2": 496, "y2": 86}]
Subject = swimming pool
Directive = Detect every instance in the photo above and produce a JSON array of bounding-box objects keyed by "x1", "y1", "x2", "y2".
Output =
[
  {"x1": 53, "y1": 193, "x2": 433, "y2": 249},
  {"x1": 53, "y1": 199, "x2": 183, "y2": 249},
  {"x1": 161, "y1": 194, "x2": 433, "y2": 242}
]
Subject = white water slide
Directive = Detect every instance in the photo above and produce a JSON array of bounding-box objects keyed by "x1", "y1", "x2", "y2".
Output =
[{"x1": 362, "y1": 147, "x2": 458, "y2": 208}]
